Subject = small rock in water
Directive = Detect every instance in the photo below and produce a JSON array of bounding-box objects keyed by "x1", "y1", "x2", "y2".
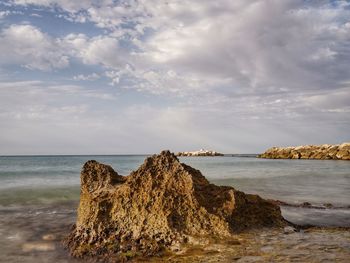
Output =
[
  {"x1": 284, "y1": 226, "x2": 297, "y2": 234},
  {"x1": 323, "y1": 203, "x2": 333, "y2": 208},
  {"x1": 301, "y1": 202, "x2": 312, "y2": 207},
  {"x1": 42, "y1": 234, "x2": 56, "y2": 241},
  {"x1": 22, "y1": 242, "x2": 55, "y2": 252},
  {"x1": 6, "y1": 233, "x2": 21, "y2": 241}
]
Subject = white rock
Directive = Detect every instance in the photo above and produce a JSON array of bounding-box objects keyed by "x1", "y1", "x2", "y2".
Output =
[
  {"x1": 22, "y1": 242, "x2": 55, "y2": 252},
  {"x1": 284, "y1": 226, "x2": 296, "y2": 234}
]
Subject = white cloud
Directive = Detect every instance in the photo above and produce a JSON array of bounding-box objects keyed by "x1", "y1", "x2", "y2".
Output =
[
  {"x1": 136, "y1": 1, "x2": 349, "y2": 92},
  {"x1": 0, "y1": 80, "x2": 116, "y2": 109},
  {"x1": 7, "y1": 1, "x2": 350, "y2": 96},
  {"x1": 301, "y1": 87, "x2": 350, "y2": 111},
  {"x1": 11, "y1": 0, "x2": 94, "y2": 13},
  {"x1": 1, "y1": 1, "x2": 350, "y2": 154},
  {"x1": 30, "y1": 13, "x2": 42, "y2": 17},
  {"x1": 50, "y1": 0, "x2": 350, "y2": 99},
  {"x1": 0, "y1": 10, "x2": 11, "y2": 19},
  {"x1": 0, "y1": 24, "x2": 69, "y2": 70},
  {"x1": 73, "y1": 73, "x2": 100, "y2": 81},
  {"x1": 310, "y1": 47, "x2": 337, "y2": 61},
  {"x1": 7, "y1": 0, "x2": 349, "y2": 115},
  {"x1": 63, "y1": 33, "x2": 127, "y2": 68}
]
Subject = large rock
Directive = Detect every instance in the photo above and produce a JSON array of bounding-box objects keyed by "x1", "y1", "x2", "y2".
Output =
[
  {"x1": 65, "y1": 151, "x2": 285, "y2": 260},
  {"x1": 258, "y1": 143, "x2": 350, "y2": 160}
]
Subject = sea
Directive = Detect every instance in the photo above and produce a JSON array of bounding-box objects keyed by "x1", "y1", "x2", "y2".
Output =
[{"x1": 0, "y1": 155, "x2": 349, "y2": 262}]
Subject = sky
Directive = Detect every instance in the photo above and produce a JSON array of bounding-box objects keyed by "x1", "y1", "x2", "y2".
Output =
[{"x1": 0, "y1": 0, "x2": 349, "y2": 155}]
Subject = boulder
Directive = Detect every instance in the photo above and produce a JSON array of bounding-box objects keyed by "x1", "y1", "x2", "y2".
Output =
[{"x1": 65, "y1": 151, "x2": 285, "y2": 260}]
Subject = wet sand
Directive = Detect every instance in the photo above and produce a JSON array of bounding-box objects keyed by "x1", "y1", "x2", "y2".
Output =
[{"x1": 0, "y1": 202, "x2": 349, "y2": 262}]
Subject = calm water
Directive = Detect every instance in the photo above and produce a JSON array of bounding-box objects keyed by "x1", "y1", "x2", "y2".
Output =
[
  {"x1": 0, "y1": 155, "x2": 349, "y2": 226},
  {"x1": 0, "y1": 155, "x2": 349, "y2": 262}
]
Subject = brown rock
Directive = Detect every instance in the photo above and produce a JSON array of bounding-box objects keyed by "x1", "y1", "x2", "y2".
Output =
[
  {"x1": 336, "y1": 150, "x2": 349, "y2": 159},
  {"x1": 259, "y1": 143, "x2": 350, "y2": 160},
  {"x1": 65, "y1": 151, "x2": 285, "y2": 260}
]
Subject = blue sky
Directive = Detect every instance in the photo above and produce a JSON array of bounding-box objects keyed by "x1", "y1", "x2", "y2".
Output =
[{"x1": 0, "y1": 0, "x2": 349, "y2": 154}]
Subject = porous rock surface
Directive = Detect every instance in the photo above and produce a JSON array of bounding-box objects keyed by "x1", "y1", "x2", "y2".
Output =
[
  {"x1": 258, "y1": 143, "x2": 350, "y2": 160},
  {"x1": 65, "y1": 151, "x2": 285, "y2": 260}
]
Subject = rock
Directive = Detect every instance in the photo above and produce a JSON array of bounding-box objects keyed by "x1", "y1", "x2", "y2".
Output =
[
  {"x1": 258, "y1": 143, "x2": 350, "y2": 160},
  {"x1": 339, "y1": 143, "x2": 350, "y2": 151},
  {"x1": 65, "y1": 151, "x2": 286, "y2": 260},
  {"x1": 336, "y1": 150, "x2": 349, "y2": 159},
  {"x1": 22, "y1": 242, "x2": 55, "y2": 252},
  {"x1": 284, "y1": 226, "x2": 297, "y2": 234},
  {"x1": 291, "y1": 151, "x2": 301, "y2": 159},
  {"x1": 323, "y1": 203, "x2": 333, "y2": 208},
  {"x1": 301, "y1": 202, "x2": 312, "y2": 208},
  {"x1": 42, "y1": 234, "x2": 57, "y2": 241}
]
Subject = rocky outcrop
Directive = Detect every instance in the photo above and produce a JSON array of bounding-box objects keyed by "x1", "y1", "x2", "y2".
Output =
[
  {"x1": 258, "y1": 143, "x2": 350, "y2": 160},
  {"x1": 65, "y1": 151, "x2": 285, "y2": 261},
  {"x1": 177, "y1": 149, "x2": 224, "y2": 156}
]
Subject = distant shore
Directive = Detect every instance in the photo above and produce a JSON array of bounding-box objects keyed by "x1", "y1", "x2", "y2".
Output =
[
  {"x1": 258, "y1": 142, "x2": 350, "y2": 160},
  {"x1": 176, "y1": 149, "x2": 224, "y2": 156}
]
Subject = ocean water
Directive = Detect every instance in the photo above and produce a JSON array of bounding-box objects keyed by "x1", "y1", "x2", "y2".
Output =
[
  {"x1": 0, "y1": 155, "x2": 349, "y2": 226},
  {"x1": 1, "y1": 155, "x2": 350, "y2": 262}
]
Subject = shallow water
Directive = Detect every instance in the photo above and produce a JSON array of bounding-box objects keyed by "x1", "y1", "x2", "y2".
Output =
[
  {"x1": 0, "y1": 155, "x2": 349, "y2": 262},
  {"x1": 1, "y1": 155, "x2": 350, "y2": 224},
  {"x1": 1, "y1": 155, "x2": 350, "y2": 206}
]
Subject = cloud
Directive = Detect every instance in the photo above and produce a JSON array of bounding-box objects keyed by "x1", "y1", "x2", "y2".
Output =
[
  {"x1": 0, "y1": 24, "x2": 69, "y2": 70},
  {"x1": 55, "y1": 0, "x2": 350, "y2": 98},
  {"x1": 73, "y1": 73, "x2": 100, "y2": 81},
  {"x1": 302, "y1": 87, "x2": 350, "y2": 112},
  {"x1": 7, "y1": 1, "x2": 350, "y2": 96},
  {"x1": 137, "y1": 0, "x2": 350, "y2": 93},
  {"x1": 0, "y1": 10, "x2": 11, "y2": 19},
  {"x1": 30, "y1": 13, "x2": 42, "y2": 17},
  {"x1": 0, "y1": 80, "x2": 116, "y2": 113},
  {"x1": 63, "y1": 33, "x2": 128, "y2": 68},
  {"x1": 0, "y1": 0, "x2": 349, "y2": 154},
  {"x1": 11, "y1": 0, "x2": 94, "y2": 13}
]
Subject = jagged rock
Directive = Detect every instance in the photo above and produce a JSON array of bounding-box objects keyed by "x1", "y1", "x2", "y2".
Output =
[
  {"x1": 258, "y1": 143, "x2": 350, "y2": 160},
  {"x1": 65, "y1": 151, "x2": 286, "y2": 260}
]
